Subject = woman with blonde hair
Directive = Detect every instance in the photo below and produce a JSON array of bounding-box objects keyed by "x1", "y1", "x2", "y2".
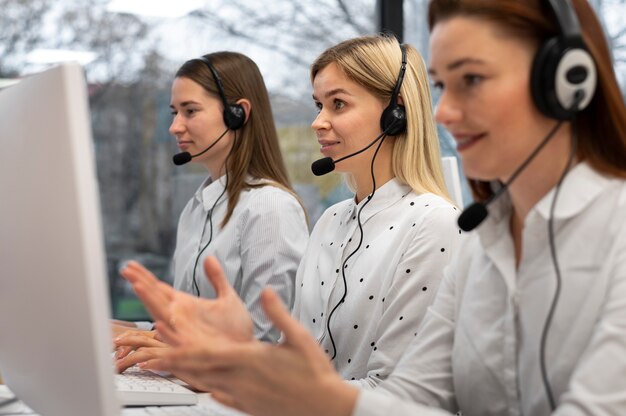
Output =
[{"x1": 119, "y1": 34, "x2": 460, "y2": 388}]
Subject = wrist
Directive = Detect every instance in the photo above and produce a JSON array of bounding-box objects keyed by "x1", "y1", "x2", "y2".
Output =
[{"x1": 319, "y1": 375, "x2": 359, "y2": 416}]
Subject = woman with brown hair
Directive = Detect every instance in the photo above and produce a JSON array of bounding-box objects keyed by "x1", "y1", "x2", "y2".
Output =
[{"x1": 112, "y1": 51, "x2": 309, "y2": 350}]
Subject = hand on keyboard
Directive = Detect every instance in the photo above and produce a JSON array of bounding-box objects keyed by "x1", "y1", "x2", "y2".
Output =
[{"x1": 114, "y1": 333, "x2": 169, "y2": 374}]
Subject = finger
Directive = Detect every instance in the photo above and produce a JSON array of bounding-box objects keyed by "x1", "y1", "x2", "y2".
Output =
[
  {"x1": 120, "y1": 261, "x2": 156, "y2": 285},
  {"x1": 132, "y1": 281, "x2": 172, "y2": 322},
  {"x1": 261, "y1": 288, "x2": 311, "y2": 346},
  {"x1": 156, "y1": 346, "x2": 229, "y2": 373},
  {"x1": 115, "y1": 345, "x2": 134, "y2": 360},
  {"x1": 116, "y1": 347, "x2": 166, "y2": 373},
  {"x1": 204, "y1": 256, "x2": 236, "y2": 298},
  {"x1": 154, "y1": 320, "x2": 181, "y2": 346},
  {"x1": 121, "y1": 262, "x2": 175, "y2": 308},
  {"x1": 115, "y1": 334, "x2": 166, "y2": 349}
]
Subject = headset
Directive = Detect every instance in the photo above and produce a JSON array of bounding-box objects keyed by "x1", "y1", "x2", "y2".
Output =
[
  {"x1": 196, "y1": 56, "x2": 246, "y2": 131},
  {"x1": 533, "y1": 0, "x2": 596, "y2": 411},
  {"x1": 380, "y1": 43, "x2": 408, "y2": 136},
  {"x1": 186, "y1": 55, "x2": 243, "y2": 295},
  {"x1": 530, "y1": 0, "x2": 597, "y2": 120}
]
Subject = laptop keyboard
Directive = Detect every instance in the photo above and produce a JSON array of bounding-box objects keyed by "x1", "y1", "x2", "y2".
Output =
[
  {"x1": 116, "y1": 366, "x2": 197, "y2": 407},
  {"x1": 122, "y1": 404, "x2": 243, "y2": 415}
]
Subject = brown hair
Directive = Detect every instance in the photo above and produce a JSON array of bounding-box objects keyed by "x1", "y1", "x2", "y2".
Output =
[
  {"x1": 428, "y1": 0, "x2": 626, "y2": 202},
  {"x1": 176, "y1": 52, "x2": 303, "y2": 225},
  {"x1": 311, "y1": 35, "x2": 451, "y2": 202}
]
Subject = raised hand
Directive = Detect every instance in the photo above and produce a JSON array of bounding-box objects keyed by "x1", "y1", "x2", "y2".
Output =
[
  {"x1": 120, "y1": 256, "x2": 254, "y2": 345},
  {"x1": 142, "y1": 289, "x2": 359, "y2": 416}
]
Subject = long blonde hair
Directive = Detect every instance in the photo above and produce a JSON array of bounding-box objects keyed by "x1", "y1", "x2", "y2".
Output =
[
  {"x1": 311, "y1": 35, "x2": 450, "y2": 201},
  {"x1": 176, "y1": 52, "x2": 304, "y2": 225}
]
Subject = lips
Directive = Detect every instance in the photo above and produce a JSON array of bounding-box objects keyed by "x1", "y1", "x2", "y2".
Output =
[
  {"x1": 177, "y1": 140, "x2": 193, "y2": 150},
  {"x1": 453, "y1": 133, "x2": 486, "y2": 152},
  {"x1": 318, "y1": 139, "x2": 340, "y2": 155}
]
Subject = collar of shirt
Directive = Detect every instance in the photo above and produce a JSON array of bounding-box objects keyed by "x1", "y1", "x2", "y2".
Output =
[
  {"x1": 192, "y1": 174, "x2": 227, "y2": 212},
  {"x1": 474, "y1": 161, "x2": 615, "y2": 294},
  {"x1": 343, "y1": 178, "x2": 412, "y2": 224},
  {"x1": 195, "y1": 174, "x2": 273, "y2": 212},
  {"x1": 534, "y1": 161, "x2": 614, "y2": 221},
  {"x1": 478, "y1": 161, "x2": 612, "y2": 242}
]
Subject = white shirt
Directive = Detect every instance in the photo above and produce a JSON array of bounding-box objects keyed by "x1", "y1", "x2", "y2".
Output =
[
  {"x1": 293, "y1": 178, "x2": 460, "y2": 388},
  {"x1": 173, "y1": 175, "x2": 309, "y2": 342},
  {"x1": 355, "y1": 163, "x2": 626, "y2": 416}
]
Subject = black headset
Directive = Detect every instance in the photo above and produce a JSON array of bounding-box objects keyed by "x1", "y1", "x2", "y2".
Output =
[
  {"x1": 379, "y1": 43, "x2": 408, "y2": 136},
  {"x1": 530, "y1": 0, "x2": 597, "y2": 120},
  {"x1": 196, "y1": 56, "x2": 246, "y2": 130}
]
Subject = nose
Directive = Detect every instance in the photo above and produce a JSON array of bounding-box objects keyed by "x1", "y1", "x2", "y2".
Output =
[
  {"x1": 169, "y1": 113, "x2": 185, "y2": 137},
  {"x1": 311, "y1": 109, "x2": 331, "y2": 133},
  {"x1": 434, "y1": 91, "x2": 463, "y2": 127}
]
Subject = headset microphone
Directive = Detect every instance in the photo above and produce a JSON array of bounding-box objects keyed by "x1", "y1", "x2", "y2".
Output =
[
  {"x1": 457, "y1": 120, "x2": 565, "y2": 232},
  {"x1": 172, "y1": 151, "x2": 193, "y2": 166},
  {"x1": 172, "y1": 127, "x2": 230, "y2": 166},
  {"x1": 311, "y1": 131, "x2": 388, "y2": 176}
]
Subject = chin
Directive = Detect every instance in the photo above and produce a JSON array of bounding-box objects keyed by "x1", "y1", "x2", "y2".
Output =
[{"x1": 460, "y1": 161, "x2": 499, "y2": 183}]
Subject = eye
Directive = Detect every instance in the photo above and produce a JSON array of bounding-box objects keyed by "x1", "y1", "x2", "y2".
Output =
[
  {"x1": 170, "y1": 110, "x2": 178, "y2": 116},
  {"x1": 463, "y1": 74, "x2": 484, "y2": 86},
  {"x1": 314, "y1": 100, "x2": 322, "y2": 112},
  {"x1": 333, "y1": 99, "x2": 345, "y2": 110},
  {"x1": 432, "y1": 80, "x2": 444, "y2": 91},
  {"x1": 185, "y1": 108, "x2": 197, "y2": 116}
]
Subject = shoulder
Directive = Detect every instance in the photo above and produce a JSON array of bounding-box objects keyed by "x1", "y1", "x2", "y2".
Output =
[
  {"x1": 407, "y1": 192, "x2": 460, "y2": 231},
  {"x1": 315, "y1": 198, "x2": 353, "y2": 224},
  {"x1": 242, "y1": 183, "x2": 303, "y2": 211},
  {"x1": 236, "y1": 184, "x2": 307, "y2": 230}
]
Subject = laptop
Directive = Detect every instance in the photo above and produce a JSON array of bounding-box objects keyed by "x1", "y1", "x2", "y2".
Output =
[{"x1": 0, "y1": 63, "x2": 199, "y2": 416}]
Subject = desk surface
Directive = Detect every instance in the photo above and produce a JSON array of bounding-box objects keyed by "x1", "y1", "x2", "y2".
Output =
[{"x1": 0, "y1": 385, "x2": 248, "y2": 416}]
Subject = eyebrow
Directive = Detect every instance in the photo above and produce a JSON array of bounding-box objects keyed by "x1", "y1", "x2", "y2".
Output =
[
  {"x1": 428, "y1": 57, "x2": 487, "y2": 76},
  {"x1": 169, "y1": 100, "x2": 201, "y2": 109},
  {"x1": 312, "y1": 88, "x2": 353, "y2": 101}
]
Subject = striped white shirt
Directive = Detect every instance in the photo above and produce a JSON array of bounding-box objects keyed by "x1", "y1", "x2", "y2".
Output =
[{"x1": 173, "y1": 175, "x2": 309, "y2": 342}]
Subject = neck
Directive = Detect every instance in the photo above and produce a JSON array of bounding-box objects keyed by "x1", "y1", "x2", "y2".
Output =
[
  {"x1": 506, "y1": 125, "x2": 573, "y2": 222},
  {"x1": 506, "y1": 124, "x2": 574, "y2": 266},
  {"x1": 199, "y1": 134, "x2": 234, "y2": 179},
  {"x1": 352, "y1": 150, "x2": 395, "y2": 203},
  {"x1": 206, "y1": 164, "x2": 227, "y2": 182}
]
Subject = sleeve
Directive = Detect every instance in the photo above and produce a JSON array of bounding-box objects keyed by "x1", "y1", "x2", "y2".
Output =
[
  {"x1": 239, "y1": 188, "x2": 309, "y2": 343},
  {"x1": 366, "y1": 236, "x2": 470, "y2": 413},
  {"x1": 350, "y1": 206, "x2": 461, "y2": 390},
  {"x1": 354, "y1": 389, "x2": 454, "y2": 416},
  {"x1": 554, "y1": 224, "x2": 626, "y2": 415}
]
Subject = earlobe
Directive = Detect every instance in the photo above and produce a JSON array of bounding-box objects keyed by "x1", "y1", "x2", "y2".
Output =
[{"x1": 236, "y1": 99, "x2": 252, "y2": 122}]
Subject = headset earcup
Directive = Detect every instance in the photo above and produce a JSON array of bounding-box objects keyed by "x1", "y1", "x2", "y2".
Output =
[
  {"x1": 380, "y1": 104, "x2": 407, "y2": 136},
  {"x1": 531, "y1": 37, "x2": 596, "y2": 120},
  {"x1": 531, "y1": 37, "x2": 568, "y2": 120},
  {"x1": 224, "y1": 103, "x2": 246, "y2": 130}
]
